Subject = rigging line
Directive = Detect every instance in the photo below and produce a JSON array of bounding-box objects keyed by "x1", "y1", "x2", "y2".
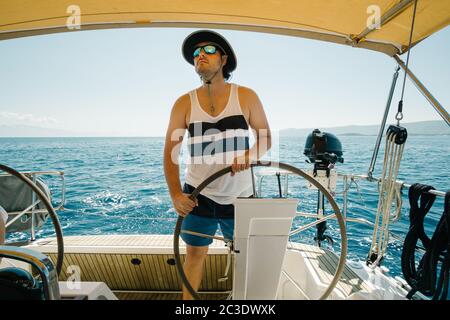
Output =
[{"x1": 397, "y1": 0, "x2": 419, "y2": 123}]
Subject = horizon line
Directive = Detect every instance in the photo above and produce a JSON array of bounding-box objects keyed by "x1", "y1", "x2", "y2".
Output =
[{"x1": 1, "y1": 133, "x2": 449, "y2": 139}]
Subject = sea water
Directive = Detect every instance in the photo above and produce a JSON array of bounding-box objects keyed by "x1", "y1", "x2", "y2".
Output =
[{"x1": 0, "y1": 135, "x2": 449, "y2": 279}]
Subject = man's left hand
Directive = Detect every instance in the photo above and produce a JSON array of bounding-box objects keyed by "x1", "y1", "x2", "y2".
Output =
[{"x1": 231, "y1": 154, "x2": 251, "y2": 176}]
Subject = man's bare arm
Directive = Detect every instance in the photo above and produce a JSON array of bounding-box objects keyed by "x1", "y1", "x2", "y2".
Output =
[
  {"x1": 247, "y1": 88, "x2": 272, "y2": 161},
  {"x1": 163, "y1": 95, "x2": 197, "y2": 215},
  {"x1": 232, "y1": 87, "x2": 271, "y2": 174},
  {"x1": 164, "y1": 96, "x2": 186, "y2": 198}
]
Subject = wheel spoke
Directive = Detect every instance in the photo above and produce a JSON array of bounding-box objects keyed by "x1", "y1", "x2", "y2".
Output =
[
  {"x1": 289, "y1": 214, "x2": 337, "y2": 237},
  {"x1": 181, "y1": 229, "x2": 226, "y2": 241}
]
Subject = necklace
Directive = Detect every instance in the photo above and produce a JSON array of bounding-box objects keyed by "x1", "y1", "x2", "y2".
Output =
[{"x1": 206, "y1": 81, "x2": 215, "y2": 114}]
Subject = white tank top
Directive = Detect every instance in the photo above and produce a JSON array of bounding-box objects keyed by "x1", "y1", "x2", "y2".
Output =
[{"x1": 185, "y1": 83, "x2": 253, "y2": 204}]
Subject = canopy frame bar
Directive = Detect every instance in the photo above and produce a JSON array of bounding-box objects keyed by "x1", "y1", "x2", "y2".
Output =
[
  {"x1": 354, "y1": 0, "x2": 415, "y2": 50},
  {"x1": 0, "y1": 21, "x2": 401, "y2": 56},
  {"x1": 368, "y1": 66, "x2": 401, "y2": 180},
  {"x1": 393, "y1": 55, "x2": 450, "y2": 126}
]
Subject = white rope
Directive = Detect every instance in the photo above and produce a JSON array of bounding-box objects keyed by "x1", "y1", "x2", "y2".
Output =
[
  {"x1": 390, "y1": 181, "x2": 404, "y2": 223},
  {"x1": 368, "y1": 131, "x2": 405, "y2": 267}
]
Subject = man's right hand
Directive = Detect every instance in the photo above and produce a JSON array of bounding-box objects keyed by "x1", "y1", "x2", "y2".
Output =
[{"x1": 172, "y1": 193, "x2": 198, "y2": 217}]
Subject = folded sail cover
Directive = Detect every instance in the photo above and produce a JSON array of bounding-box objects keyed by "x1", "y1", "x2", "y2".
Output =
[
  {"x1": 0, "y1": 175, "x2": 51, "y2": 233},
  {"x1": 1, "y1": 0, "x2": 449, "y2": 56}
]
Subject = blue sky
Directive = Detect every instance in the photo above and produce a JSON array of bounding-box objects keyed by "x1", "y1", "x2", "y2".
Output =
[{"x1": 0, "y1": 26, "x2": 449, "y2": 137}]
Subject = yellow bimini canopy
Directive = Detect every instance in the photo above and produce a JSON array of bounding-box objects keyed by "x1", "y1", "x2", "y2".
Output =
[{"x1": 0, "y1": 0, "x2": 449, "y2": 56}]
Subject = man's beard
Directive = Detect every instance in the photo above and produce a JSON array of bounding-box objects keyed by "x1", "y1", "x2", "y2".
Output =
[{"x1": 198, "y1": 66, "x2": 221, "y2": 82}]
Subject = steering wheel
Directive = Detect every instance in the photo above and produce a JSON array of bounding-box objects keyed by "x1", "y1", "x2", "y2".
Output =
[
  {"x1": 173, "y1": 161, "x2": 347, "y2": 300},
  {"x1": 0, "y1": 164, "x2": 64, "y2": 276}
]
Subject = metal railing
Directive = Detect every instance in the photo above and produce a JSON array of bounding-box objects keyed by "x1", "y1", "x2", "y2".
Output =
[{"x1": 254, "y1": 169, "x2": 447, "y2": 247}]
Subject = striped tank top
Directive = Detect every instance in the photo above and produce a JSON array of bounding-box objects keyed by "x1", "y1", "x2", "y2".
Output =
[{"x1": 185, "y1": 83, "x2": 253, "y2": 205}]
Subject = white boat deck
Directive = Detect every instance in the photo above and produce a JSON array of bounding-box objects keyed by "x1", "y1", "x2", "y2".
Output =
[
  {"x1": 286, "y1": 242, "x2": 371, "y2": 298},
  {"x1": 29, "y1": 234, "x2": 227, "y2": 254},
  {"x1": 20, "y1": 234, "x2": 376, "y2": 300},
  {"x1": 26, "y1": 235, "x2": 231, "y2": 298}
]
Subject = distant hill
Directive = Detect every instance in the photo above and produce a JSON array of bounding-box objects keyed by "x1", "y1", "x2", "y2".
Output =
[
  {"x1": 0, "y1": 125, "x2": 81, "y2": 137},
  {"x1": 1, "y1": 120, "x2": 448, "y2": 138},
  {"x1": 280, "y1": 120, "x2": 449, "y2": 137}
]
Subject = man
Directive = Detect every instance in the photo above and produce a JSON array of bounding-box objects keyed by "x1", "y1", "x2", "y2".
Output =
[{"x1": 164, "y1": 30, "x2": 271, "y2": 300}]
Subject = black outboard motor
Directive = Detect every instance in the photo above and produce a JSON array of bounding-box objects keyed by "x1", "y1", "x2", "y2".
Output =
[
  {"x1": 304, "y1": 129, "x2": 344, "y2": 247},
  {"x1": 304, "y1": 129, "x2": 344, "y2": 176}
]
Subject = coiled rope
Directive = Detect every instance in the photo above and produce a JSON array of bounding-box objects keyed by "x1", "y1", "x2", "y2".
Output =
[
  {"x1": 402, "y1": 187, "x2": 450, "y2": 300},
  {"x1": 367, "y1": 126, "x2": 407, "y2": 266}
]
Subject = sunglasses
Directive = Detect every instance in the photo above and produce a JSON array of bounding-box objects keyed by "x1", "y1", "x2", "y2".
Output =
[{"x1": 193, "y1": 43, "x2": 225, "y2": 58}]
